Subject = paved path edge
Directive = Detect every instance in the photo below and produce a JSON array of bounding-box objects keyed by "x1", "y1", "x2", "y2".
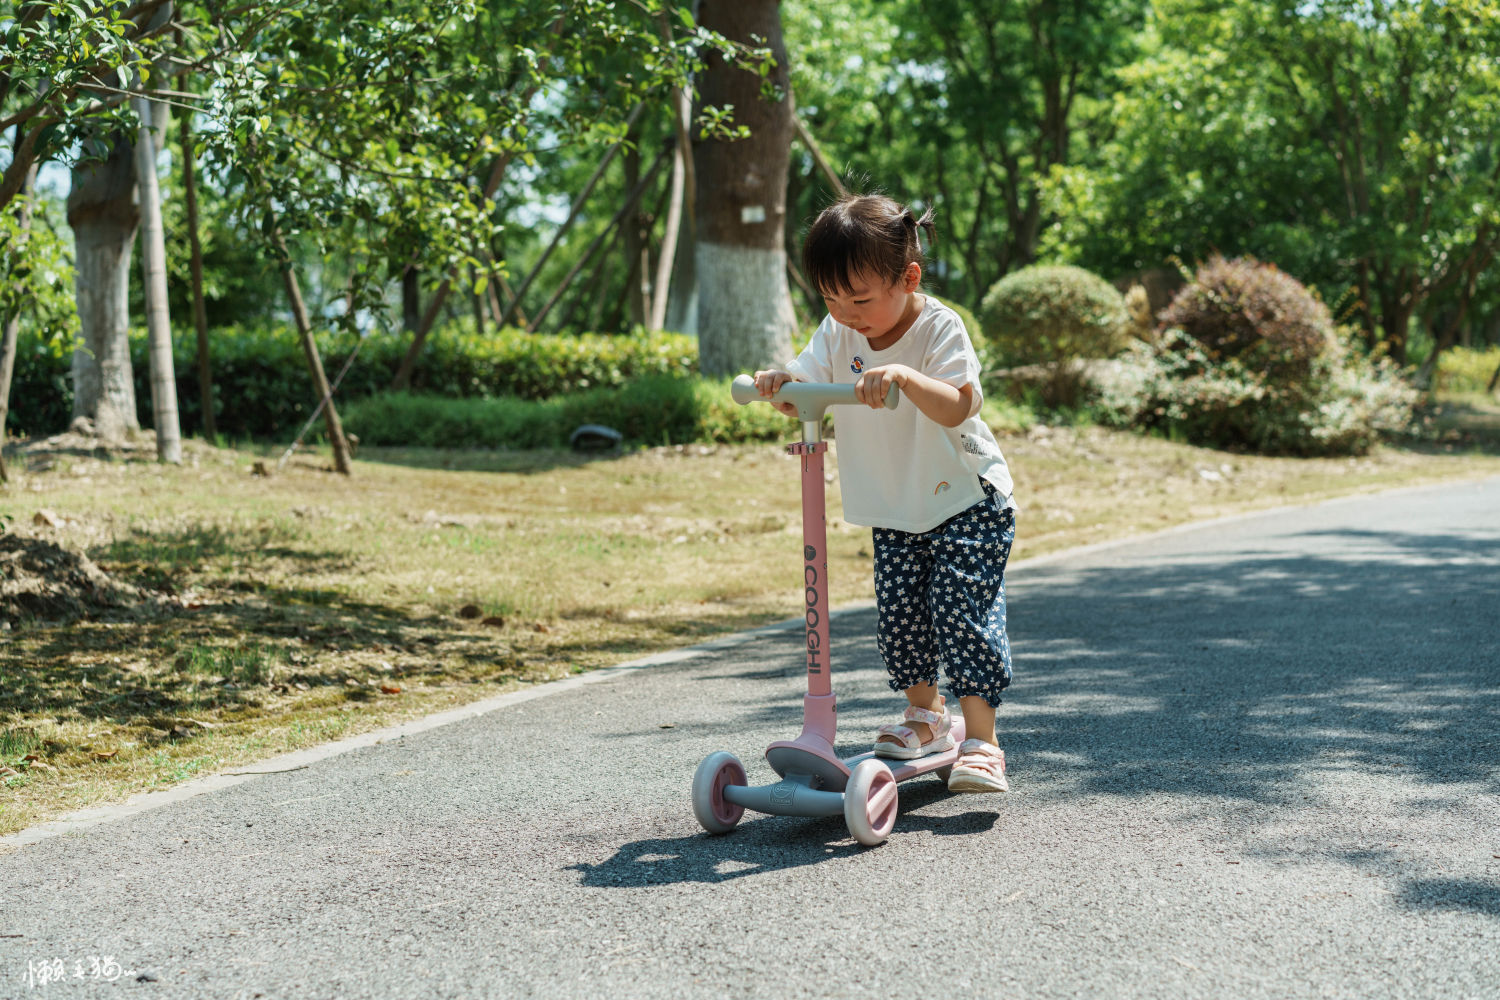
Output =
[{"x1": 5, "y1": 472, "x2": 1496, "y2": 852}]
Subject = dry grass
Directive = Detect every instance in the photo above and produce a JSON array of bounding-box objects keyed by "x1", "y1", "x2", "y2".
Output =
[{"x1": 2, "y1": 417, "x2": 1498, "y2": 837}]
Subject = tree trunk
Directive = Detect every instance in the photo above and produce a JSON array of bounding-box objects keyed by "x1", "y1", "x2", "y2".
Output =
[
  {"x1": 623, "y1": 122, "x2": 648, "y2": 330},
  {"x1": 692, "y1": 0, "x2": 797, "y2": 376},
  {"x1": 274, "y1": 232, "x2": 353, "y2": 476},
  {"x1": 470, "y1": 264, "x2": 485, "y2": 335},
  {"x1": 1380, "y1": 288, "x2": 1413, "y2": 366},
  {"x1": 402, "y1": 268, "x2": 421, "y2": 333},
  {"x1": 180, "y1": 96, "x2": 216, "y2": 439},
  {"x1": 133, "y1": 96, "x2": 182, "y2": 464},
  {"x1": 68, "y1": 131, "x2": 141, "y2": 444},
  {"x1": 665, "y1": 87, "x2": 699, "y2": 335},
  {"x1": 0, "y1": 159, "x2": 38, "y2": 483}
]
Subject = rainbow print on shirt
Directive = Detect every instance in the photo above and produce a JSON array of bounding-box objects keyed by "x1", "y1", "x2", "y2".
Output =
[{"x1": 934, "y1": 481, "x2": 950, "y2": 494}]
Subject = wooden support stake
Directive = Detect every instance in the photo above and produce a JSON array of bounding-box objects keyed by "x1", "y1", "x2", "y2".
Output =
[
  {"x1": 528, "y1": 143, "x2": 672, "y2": 333},
  {"x1": 793, "y1": 114, "x2": 847, "y2": 199},
  {"x1": 499, "y1": 103, "x2": 644, "y2": 328}
]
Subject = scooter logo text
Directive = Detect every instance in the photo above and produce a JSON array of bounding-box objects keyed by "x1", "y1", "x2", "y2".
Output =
[{"x1": 804, "y1": 557, "x2": 823, "y2": 675}]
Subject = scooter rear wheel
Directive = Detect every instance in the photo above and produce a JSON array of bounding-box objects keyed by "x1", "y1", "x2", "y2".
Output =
[
  {"x1": 844, "y1": 758, "x2": 898, "y2": 846},
  {"x1": 692, "y1": 751, "x2": 747, "y2": 834}
]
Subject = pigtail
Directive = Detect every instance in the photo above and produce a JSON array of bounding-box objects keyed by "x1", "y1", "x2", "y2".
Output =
[{"x1": 901, "y1": 206, "x2": 937, "y2": 256}]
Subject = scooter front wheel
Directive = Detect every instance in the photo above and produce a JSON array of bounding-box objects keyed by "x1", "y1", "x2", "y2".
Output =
[
  {"x1": 692, "y1": 751, "x2": 747, "y2": 834},
  {"x1": 844, "y1": 758, "x2": 898, "y2": 846}
]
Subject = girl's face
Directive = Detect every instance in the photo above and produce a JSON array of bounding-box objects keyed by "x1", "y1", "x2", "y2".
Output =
[{"x1": 819, "y1": 264, "x2": 922, "y2": 347}]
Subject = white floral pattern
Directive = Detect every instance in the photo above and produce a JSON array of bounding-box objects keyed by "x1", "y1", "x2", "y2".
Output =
[{"x1": 873, "y1": 481, "x2": 1015, "y2": 708}]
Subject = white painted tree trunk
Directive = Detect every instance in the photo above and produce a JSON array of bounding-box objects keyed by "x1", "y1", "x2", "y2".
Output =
[
  {"x1": 691, "y1": 0, "x2": 796, "y2": 375},
  {"x1": 695, "y1": 242, "x2": 796, "y2": 374},
  {"x1": 133, "y1": 96, "x2": 181, "y2": 463},
  {"x1": 68, "y1": 135, "x2": 140, "y2": 444}
]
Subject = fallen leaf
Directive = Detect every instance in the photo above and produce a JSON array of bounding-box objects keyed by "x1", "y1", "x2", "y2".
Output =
[
  {"x1": 33, "y1": 509, "x2": 62, "y2": 529},
  {"x1": 0, "y1": 767, "x2": 19, "y2": 777},
  {"x1": 458, "y1": 604, "x2": 482, "y2": 619},
  {"x1": 29, "y1": 761, "x2": 54, "y2": 772},
  {"x1": 658, "y1": 723, "x2": 675, "y2": 729},
  {"x1": 21, "y1": 754, "x2": 40, "y2": 762},
  {"x1": 533, "y1": 622, "x2": 550, "y2": 634},
  {"x1": 92, "y1": 750, "x2": 118, "y2": 761},
  {"x1": 379, "y1": 685, "x2": 402, "y2": 695},
  {"x1": 481, "y1": 616, "x2": 505, "y2": 629}
]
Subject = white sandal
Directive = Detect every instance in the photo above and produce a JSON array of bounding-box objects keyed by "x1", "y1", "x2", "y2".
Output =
[
  {"x1": 873, "y1": 702, "x2": 954, "y2": 760},
  {"x1": 947, "y1": 738, "x2": 1009, "y2": 793}
]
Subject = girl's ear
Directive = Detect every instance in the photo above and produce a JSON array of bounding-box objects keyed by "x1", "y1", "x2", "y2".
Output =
[{"x1": 903, "y1": 262, "x2": 922, "y2": 292}]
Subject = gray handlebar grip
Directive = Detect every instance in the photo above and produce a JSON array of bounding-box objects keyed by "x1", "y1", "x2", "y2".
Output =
[{"x1": 730, "y1": 374, "x2": 899, "y2": 422}]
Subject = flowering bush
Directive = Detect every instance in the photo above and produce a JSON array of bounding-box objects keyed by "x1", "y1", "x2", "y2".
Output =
[
  {"x1": 1091, "y1": 330, "x2": 1418, "y2": 456},
  {"x1": 1158, "y1": 255, "x2": 1334, "y2": 378}
]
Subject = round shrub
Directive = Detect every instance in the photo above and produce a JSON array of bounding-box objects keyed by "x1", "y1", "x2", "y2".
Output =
[
  {"x1": 980, "y1": 265, "x2": 1129, "y2": 405},
  {"x1": 1159, "y1": 255, "x2": 1333, "y2": 375},
  {"x1": 980, "y1": 265, "x2": 1130, "y2": 366}
]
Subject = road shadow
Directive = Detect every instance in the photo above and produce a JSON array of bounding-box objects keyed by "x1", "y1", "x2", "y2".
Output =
[
  {"x1": 655, "y1": 522, "x2": 1500, "y2": 909},
  {"x1": 568, "y1": 781, "x2": 999, "y2": 887}
]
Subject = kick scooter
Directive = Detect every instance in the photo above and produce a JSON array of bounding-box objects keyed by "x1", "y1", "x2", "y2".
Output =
[{"x1": 691, "y1": 374, "x2": 967, "y2": 846}]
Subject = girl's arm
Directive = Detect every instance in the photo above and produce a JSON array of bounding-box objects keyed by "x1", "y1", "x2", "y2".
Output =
[{"x1": 854, "y1": 364, "x2": 975, "y2": 428}]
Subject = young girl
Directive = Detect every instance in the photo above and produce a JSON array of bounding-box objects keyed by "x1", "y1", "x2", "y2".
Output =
[{"x1": 754, "y1": 193, "x2": 1017, "y2": 793}]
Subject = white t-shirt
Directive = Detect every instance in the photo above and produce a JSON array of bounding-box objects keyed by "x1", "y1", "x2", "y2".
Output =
[{"x1": 786, "y1": 298, "x2": 1016, "y2": 533}]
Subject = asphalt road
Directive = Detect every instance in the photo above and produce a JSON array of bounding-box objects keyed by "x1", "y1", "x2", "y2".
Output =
[{"x1": 2, "y1": 477, "x2": 1498, "y2": 1000}]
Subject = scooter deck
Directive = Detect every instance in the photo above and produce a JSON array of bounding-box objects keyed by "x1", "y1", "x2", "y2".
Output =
[{"x1": 849, "y1": 745, "x2": 960, "y2": 783}]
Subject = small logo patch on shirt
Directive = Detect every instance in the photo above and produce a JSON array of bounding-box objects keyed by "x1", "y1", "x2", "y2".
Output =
[
  {"x1": 934, "y1": 481, "x2": 950, "y2": 494},
  {"x1": 850, "y1": 356, "x2": 865, "y2": 374}
]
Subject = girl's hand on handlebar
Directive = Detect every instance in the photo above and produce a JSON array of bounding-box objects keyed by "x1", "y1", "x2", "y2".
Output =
[
  {"x1": 753, "y1": 369, "x2": 800, "y2": 417},
  {"x1": 854, "y1": 365, "x2": 909, "y2": 409}
]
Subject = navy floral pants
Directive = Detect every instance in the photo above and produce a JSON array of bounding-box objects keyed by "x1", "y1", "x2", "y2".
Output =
[{"x1": 873, "y1": 481, "x2": 1016, "y2": 708}]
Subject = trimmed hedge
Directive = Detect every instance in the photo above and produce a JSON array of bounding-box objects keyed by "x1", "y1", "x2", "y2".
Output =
[
  {"x1": 5, "y1": 322, "x2": 698, "y2": 440},
  {"x1": 979, "y1": 265, "x2": 1129, "y2": 406},
  {"x1": 980, "y1": 265, "x2": 1130, "y2": 368},
  {"x1": 341, "y1": 377, "x2": 794, "y2": 450}
]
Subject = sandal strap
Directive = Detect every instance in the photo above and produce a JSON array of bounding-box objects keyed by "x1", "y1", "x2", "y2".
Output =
[
  {"x1": 902, "y1": 704, "x2": 947, "y2": 726},
  {"x1": 956, "y1": 739, "x2": 1005, "y2": 773},
  {"x1": 876, "y1": 724, "x2": 917, "y2": 748}
]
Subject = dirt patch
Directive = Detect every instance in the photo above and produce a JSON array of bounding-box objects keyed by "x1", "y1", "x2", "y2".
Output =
[{"x1": 0, "y1": 533, "x2": 151, "y2": 624}]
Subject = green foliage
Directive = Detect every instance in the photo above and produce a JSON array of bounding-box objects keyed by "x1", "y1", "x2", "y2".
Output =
[
  {"x1": 981, "y1": 266, "x2": 1129, "y2": 366},
  {"x1": 0, "y1": 194, "x2": 77, "y2": 354},
  {"x1": 5, "y1": 325, "x2": 699, "y2": 441},
  {"x1": 1435, "y1": 346, "x2": 1500, "y2": 394},
  {"x1": 1044, "y1": 0, "x2": 1500, "y2": 362},
  {"x1": 1092, "y1": 333, "x2": 1418, "y2": 456},
  {"x1": 1159, "y1": 255, "x2": 1334, "y2": 377},
  {"x1": 785, "y1": 0, "x2": 1145, "y2": 308},
  {"x1": 341, "y1": 377, "x2": 791, "y2": 450}
]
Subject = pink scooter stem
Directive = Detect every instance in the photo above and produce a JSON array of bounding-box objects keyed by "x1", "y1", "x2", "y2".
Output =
[
  {"x1": 790, "y1": 438, "x2": 834, "y2": 721},
  {"x1": 697, "y1": 376, "x2": 963, "y2": 841},
  {"x1": 728, "y1": 374, "x2": 899, "y2": 787}
]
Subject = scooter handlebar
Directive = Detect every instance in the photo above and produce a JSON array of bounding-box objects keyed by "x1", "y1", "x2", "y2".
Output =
[{"x1": 730, "y1": 373, "x2": 899, "y2": 423}]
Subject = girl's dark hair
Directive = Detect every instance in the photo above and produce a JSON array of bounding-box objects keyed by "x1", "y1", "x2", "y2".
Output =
[{"x1": 802, "y1": 194, "x2": 936, "y2": 297}]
